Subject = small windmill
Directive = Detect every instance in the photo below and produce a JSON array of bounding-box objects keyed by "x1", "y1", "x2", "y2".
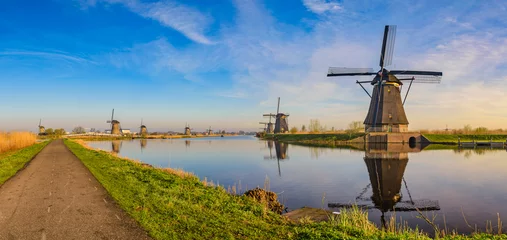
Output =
[
  {"x1": 326, "y1": 25, "x2": 442, "y2": 133},
  {"x1": 184, "y1": 123, "x2": 192, "y2": 135},
  {"x1": 259, "y1": 122, "x2": 269, "y2": 133},
  {"x1": 139, "y1": 119, "x2": 147, "y2": 136},
  {"x1": 106, "y1": 109, "x2": 122, "y2": 135},
  {"x1": 207, "y1": 126, "x2": 213, "y2": 135},
  {"x1": 263, "y1": 97, "x2": 289, "y2": 134},
  {"x1": 38, "y1": 119, "x2": 46, "y2": 135}
]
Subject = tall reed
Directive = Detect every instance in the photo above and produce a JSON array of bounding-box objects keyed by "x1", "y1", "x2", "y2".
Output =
[{"x1": 0, "y1": 132, "x2": 37, "y2": 153}]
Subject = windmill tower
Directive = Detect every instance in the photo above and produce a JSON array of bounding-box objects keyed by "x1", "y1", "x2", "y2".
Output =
[
  {"x1": 207, "y1": 126, "x2": 213, "y2": 136},
  {"x1": 263, "y1": 97, "x2": 289, "y2": 134},
  {"x1": 38, "y1": 119, "x2": 46, "y2": 135},
  {"x1": 326, "y1": 25, "x2": 442, "y2": 133},
  {"x1": 184, "y1": 123, "x2": 192, "y2": 135},
  {"x1": 106, "y1": 109, "x2": 122, "y2": 135},
  {"x1": 139, "y1": 119, "x2": 147, "y2": 136}
]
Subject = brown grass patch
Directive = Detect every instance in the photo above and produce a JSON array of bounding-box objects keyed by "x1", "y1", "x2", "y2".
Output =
[{"x1": 0, "y1": 132, "x2": 37, "y2": 154}]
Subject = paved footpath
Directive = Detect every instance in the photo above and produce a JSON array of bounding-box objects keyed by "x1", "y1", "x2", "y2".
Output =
[{"x1": 0, "y1": 140, "x2": 152, "y2": 240}]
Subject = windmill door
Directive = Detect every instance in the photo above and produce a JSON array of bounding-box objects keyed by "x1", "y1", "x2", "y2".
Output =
[{"x1": 388, "y1": 124, "x2": 392, "y2": 132}]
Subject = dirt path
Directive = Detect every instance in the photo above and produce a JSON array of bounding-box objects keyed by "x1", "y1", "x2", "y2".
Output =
[{"x1": 0, "y1": 140, "x2": 152, "y2": 240}]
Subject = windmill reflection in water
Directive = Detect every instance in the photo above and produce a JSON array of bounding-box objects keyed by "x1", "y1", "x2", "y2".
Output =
[
  {"x1": 328, "y1": 143, "x2": 440, "y2": 229},
  {"x1": 264, "y1": 140, "x2": 289, "y2": 177}
]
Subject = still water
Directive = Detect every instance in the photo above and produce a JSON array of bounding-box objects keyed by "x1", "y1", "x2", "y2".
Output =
[{"x1": 87, "y1": 136, "x2": 507, "y2": 234}]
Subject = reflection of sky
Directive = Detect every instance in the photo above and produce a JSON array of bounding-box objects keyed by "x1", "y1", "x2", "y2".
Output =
[{"x1": 87, "y1": 137, "x2": 507, "y2": 234}]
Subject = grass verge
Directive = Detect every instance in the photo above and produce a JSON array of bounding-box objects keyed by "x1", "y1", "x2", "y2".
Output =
[
  {"x1": 0, "y1": 140, "x2": 50, "y2": 185},
  {"x1": 423, "y1": 134, "x2": 507, "y2": 143},
  {"x1": 64, "y1": 139, "x2": 507, "y2": 240}
]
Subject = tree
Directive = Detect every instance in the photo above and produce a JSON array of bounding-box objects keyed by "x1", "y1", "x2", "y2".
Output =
[
  {"x1": 301, "y1": 125, "x2": 306, "y2": 132},
  {"x1": 463, "y1": 124, "x2": 472, "y2": 133},
  {"x1": 309, "y1": 119, "x2": 322, "y2": 133},
  {"x1": 72, "y1": 126, "x2": 86, "y2": 134},
  {"x1": 54, "y1": 128, "x2": 66, "y2": 135},
  {"x1": 45, "y1": 128, "x2": 54, "y2": 135},
  {"x1": 347, "y1": 121, "x2": 364, "y2": 134},
  {"x1": 290, "y1": 127, "x2": 298, "y2": 134},
  {"x1": 475, "y1": 127, "x2": 488, "y2": 134},
  {"x1": 221, "y1": 130, "x2": 226, "y2": 134},
  {"x1": 90, "y1": 128, "x2": 96, "y2": 133}
]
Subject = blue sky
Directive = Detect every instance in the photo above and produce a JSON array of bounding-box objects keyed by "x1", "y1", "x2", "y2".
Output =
[{"x1": 1, "y1": 0, "x2": 506, "y2": 133}]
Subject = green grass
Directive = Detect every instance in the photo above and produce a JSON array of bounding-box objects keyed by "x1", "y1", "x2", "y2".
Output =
[
  {"x1": 64, "y1": 139, "x2": 507, "y2": 240},
  {"x1": 424, "y1": 134, "x2": 507, "y2": 143},
  {"x1": 0, "y1": 140, "x2": 50, "y2": 185}
]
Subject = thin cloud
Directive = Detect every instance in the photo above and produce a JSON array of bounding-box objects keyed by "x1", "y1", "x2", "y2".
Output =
[
  {"x1": 87, "y1": 0, "x2": 214, "y2": 44},
  {"x1": 302, "y1": 0, "x2": 343, "y2": 14},
  {"x1": 0, "y1": 51, "x2": 97, "y2": 64}
]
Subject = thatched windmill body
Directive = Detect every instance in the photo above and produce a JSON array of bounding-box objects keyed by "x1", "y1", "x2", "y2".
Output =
[
  {"x1": 139, "y1": 119, "x2": 147, "y2": 136},
  {"x1": 327, "y1": 25, "x2": 442, "y2": 133},
  {"x1": 38, "y1": 119, "x2": 46, "y2": 135},
  {"x1": 106, "y1": 109, "x2": 122, "y2": 135},
  {"x1": 263, "y1": 97, "x2": 289, "y2": 134}
]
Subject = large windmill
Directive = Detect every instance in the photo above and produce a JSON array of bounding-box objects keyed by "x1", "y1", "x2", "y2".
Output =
[
  {"x1": 38, "y1": 119, "x2": 46, "y2": 135},
  {"x1": 139, "y1": 119, "x2": 147, "y2": 136},
  {"x1": 106, "y1": 109, "x2": 122, "y2": 135},
  {"x1": 263, "y1": 97, "x2": 289, "y2": 134},
  {"x1": 327, "y1": 25, "x2": 442, "y2": 133}
]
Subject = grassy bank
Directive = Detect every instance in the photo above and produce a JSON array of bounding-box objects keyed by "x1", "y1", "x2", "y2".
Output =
[
  {"x1": 423, "y1": 134, "x2": 507, "y2": 143},
  {"x1": 262, "y1": 133, "x2": 366, "y2": 148},
  {"x1": 65, "y1": 139, "x2": 506, "y2": 239},
  {"x1": 0, "y1": 140, "x2": 50, "y2": 185}
]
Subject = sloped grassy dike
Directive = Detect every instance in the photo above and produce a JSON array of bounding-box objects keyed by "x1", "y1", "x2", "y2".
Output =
[{"x1": 64, "y1": 139, "x2": 507, "y2": 240}]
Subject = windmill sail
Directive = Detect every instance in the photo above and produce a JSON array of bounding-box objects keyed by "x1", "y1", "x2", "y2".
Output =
[{"x1": 327, "y1": 67, "x2": 376, "y2": 77}]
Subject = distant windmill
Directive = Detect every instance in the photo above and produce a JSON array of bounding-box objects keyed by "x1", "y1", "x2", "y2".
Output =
[
  {"x1": 326, "y1": 25, "x2": 442, "y2": 133},
  {"x1": 259, "y1": 122, "x2": 269, "y2": 133},
  {"x1": 263, "y1": 97, "x2": 289, "y2": 134},
  {"x1": 38, "y1": 119, "x2": 46, "y2": 135},
  {"x1": 184, "y1": 123, "x2": 192, "y2": 135},
  {"x1": 139, "y1": 119, "x2": 147, "y2": 136},
  {"x1": 106, "y1": 109, "x2": 122, "y2": 135}
]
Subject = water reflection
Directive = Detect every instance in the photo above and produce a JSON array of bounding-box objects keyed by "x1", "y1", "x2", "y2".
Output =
[
  {"x1": 185, "y1": 140, "x2": 191, "y2": 147},
  {"x1": 140, "y1": 139, "x2": 147, "y2": 151},
  {"x1": 264, "y1": 141, "x2": 289, "y2": 176},
  {"x1": 111, "y1": 140, "x2": 122, "y2": 153},
  {"x1": 329, "y1": 143, "x2": 440, "y2": 229}
]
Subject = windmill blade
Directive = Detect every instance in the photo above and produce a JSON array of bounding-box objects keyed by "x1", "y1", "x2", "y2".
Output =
[
  {"x1": 327, "y1": 67, "x2": 376, "y2": 77},
  {"x1": 391, "y1": 70, "x2": 443, "y2": 83},
  {"x1": 379, "y1": 25, "x2": 397, "y2": 68}
]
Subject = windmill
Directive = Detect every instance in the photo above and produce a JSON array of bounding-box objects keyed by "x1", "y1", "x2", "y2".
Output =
[
  {"x1": 38, "y1": 119, "x2": 46, "y2": 135},
  {"x1": 139, "y1": 119, "x2": 147, "y2": 136},
  {"x1": 184, "y1": 123, "x2": 192, "y2": 135},
  {"x1": 263, "y1": 97, "x2": 289, "y2": 134},
  {"x1": 326, "y1": 25, "x2": 442, "y2": 133},
  {"x1": 207, "y1": 126, "x2": 213, "y2": 136},
  {"x1": 259, "y1": 122, "x2": 269, "y2": 133},
  {"x1": 106, "y1": 109, "x2": 122, "y2": 135},
  {"x1": 328, "y1": 143, "x2": 440, "y2": 229}
]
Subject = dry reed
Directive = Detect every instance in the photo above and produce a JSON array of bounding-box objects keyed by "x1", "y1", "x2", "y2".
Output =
[{"x1": 0, "y1": 132, "x2": 37, "y2": 154}]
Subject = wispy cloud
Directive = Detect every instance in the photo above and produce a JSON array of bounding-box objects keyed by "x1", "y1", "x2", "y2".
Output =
[
  {"x1": 89, "y1": 0, "x2": 214, "y2": 44},
  {"x1": 0, "y1": 50, "x2": 97, "y2": 64},
  {"x1": 302, "y1": 0, "x2": 343, "y2": 14}
]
